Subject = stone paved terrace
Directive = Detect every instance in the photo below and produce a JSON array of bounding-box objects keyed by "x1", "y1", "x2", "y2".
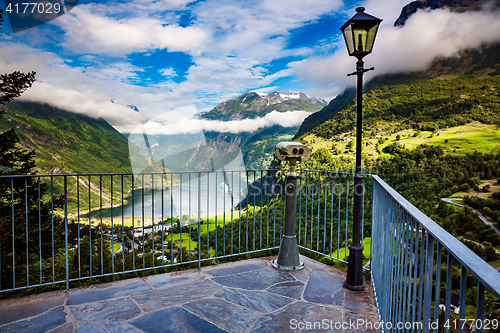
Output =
[{"x1": 0, "y1": 255, "x2": 379, "y2": 332}]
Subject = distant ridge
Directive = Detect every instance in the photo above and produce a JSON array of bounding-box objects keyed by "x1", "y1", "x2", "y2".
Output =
[
  {"x1": 199, "y1": 91, "x2": 326, "y2": 121},
  {"x1": 293, "y1": 88, "x2": 356, "y2": 140},
  {"x1": 395, "y1": 0, "x2": 500, "y2": 26}
]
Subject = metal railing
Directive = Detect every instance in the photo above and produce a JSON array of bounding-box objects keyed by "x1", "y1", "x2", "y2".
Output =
[
  {"x1": 0, "y1": 169, "x2": 364, "y2": 293},
  {"x1": 0, "y1": 170, "x2": 498, "y2": 332},
  {"x1": 371, "y1": 175, "x2": 500, "y2": 333},
  {"x1": 0, "y1": 170, "x2": 279, "y2": 293}
]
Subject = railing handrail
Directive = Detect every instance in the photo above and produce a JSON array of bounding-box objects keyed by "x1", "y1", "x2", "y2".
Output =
[
  {"x1": 0, "y1": 170, "x2": 270, "y2": 178},
  {"x1": 372, "y1": 175, "x2": 500, "y2": 299},
  {"x1": 0, "y1": 169, "x2": 373, "y2": 179}
]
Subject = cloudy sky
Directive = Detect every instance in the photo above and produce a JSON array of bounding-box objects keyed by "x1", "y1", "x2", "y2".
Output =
[{"x1": 1, "y1": 0, "x2": 500, "y2": 133}]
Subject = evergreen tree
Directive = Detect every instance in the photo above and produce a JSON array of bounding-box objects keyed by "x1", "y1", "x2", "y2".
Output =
[
  {"x1": 0, "y1": 9, "x2": 68, "y2": 289},
  {"x1": 0, "y1": 10, "x2": 37, "y2": 175}
]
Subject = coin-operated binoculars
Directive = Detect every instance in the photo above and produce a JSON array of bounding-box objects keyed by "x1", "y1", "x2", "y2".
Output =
[{"x1": 271, "y1": 142, "x2": 312, "y2": 271}]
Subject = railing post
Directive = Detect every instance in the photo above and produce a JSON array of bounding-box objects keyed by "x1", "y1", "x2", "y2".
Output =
[
  {"x1": 271, "y1": 173, "x2": 304, "y2": 270},
  {"x1": 64, "y1": 176, "x2": 69, "y2": 292}
]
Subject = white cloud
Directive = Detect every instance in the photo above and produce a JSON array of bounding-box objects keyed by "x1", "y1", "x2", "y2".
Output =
[
  {"x1": 54, "y1": 5, "x2": 208, "y2": 56},
  {"x1": 117, "y1": 110, "x2": 311, "y2": 135},
  {"x1": 18, "y1": 81, "x2": 146, "y2": 127},
  {"x1": 359, "y1": 0, "x2": 410, "y2": 28},
  {"x1": 370, "y1": 8, "x2": 500, "y2": 75},
  {"x1": 290, "y1": 7, "x2": 500, "y2": 93},
  {"x1": 160, "y1": 67, "x2": 177, "y2": 77}
]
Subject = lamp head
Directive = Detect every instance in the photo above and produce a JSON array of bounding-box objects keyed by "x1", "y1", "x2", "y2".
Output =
[{"x1": 340, "y1": 7, "x2": 382, "y2": 60}]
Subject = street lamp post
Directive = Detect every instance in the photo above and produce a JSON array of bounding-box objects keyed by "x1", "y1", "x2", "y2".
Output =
[{"x1": 340, "y1": 7, "x2": 382, "y2": 291}]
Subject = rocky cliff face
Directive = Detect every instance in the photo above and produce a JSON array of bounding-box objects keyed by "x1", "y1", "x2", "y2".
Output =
[{"x1": 394, "y1": 0, "x2": 500, "y2": 26}]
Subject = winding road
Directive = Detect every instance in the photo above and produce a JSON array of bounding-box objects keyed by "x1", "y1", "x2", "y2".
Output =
[{"x1": 441, "y1": 197, "x2": 500, "y2": 236}]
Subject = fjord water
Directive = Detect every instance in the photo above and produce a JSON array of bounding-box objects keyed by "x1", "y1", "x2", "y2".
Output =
[{"x1": 87, "y1": 172, "x2": 248, "y2": 220}]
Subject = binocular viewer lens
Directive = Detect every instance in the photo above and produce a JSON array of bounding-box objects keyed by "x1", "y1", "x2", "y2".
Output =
[{"x1": 292, "y1": 148, "x2": 304, "y2": 154}]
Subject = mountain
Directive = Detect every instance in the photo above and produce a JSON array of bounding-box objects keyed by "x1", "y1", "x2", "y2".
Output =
[
  {"x1": 129, "y1": 91, "x2": 326, "y2": 171},
  {"x1": 295, "y1": 0, "x2": 500, "y2": 144},
  {"x1": 0, "y1": 101, "x2": 166, "y2": 211},
  {"x1": 200, "y1": 91, "x2": 326, "y2": 168},
  {"x1": 127, "y1": 105, "x2": 140, "y2": 112},
  {"x1": 293, "y1": 88, "x2": 356, "y2": 140},
  {"x1": 0, "y1": 101, "x2": 144, "y2": 175},
  {"x1": 395, "y1": 0, "x2": 500, "y2": 26},
  {"x1": 198, "y1": 91, "x2": 326, "y2": 121}
]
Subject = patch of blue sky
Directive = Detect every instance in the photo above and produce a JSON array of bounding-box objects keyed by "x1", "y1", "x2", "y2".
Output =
[
  {"x1": 259, "y1": 56, "x2": 305, "y2": 75},
  {"x1": 175, "y1": 10, "x2": 194, "y2": 28},
  {"x1": 286, "y1": 14, "x2": 344, "y2": 52},
  {"x1": 127, "y1": 49, "x2": 194, "y2": 86},
  {"x1": 252, "y1": 76, "x2": 309, "y2": 94}
]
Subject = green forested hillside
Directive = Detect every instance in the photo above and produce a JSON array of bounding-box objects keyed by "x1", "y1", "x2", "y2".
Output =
[
  {"x1": 0, "y1": 101, "x2": 164, "y2": 212},
  {"x1": 0, "y1": 101, "x2": 137, "y2": 174},
  {"x1": 303, "y1": 74, "x2": 500, "y2": 140}
]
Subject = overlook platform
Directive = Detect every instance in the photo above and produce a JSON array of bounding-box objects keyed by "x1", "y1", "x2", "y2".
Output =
[{"x1": 0, "y1": 255, "x2": 379, "y2": 333}]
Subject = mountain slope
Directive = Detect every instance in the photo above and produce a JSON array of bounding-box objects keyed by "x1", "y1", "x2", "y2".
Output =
[
  {"x1": 0, "y1": 101, "x2": 167, "y2": 212},
  {"x1": 0, "y1": 101, "x2": 138, "y2": 175},
  {"x1": 395, "y1": 0, "x2": 500, "y2": 26},
  {"x1": 293, "y1": 88, "x2": 356, "y2": 140}
]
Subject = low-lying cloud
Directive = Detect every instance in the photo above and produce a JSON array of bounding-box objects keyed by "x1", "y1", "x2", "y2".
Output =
[
  {"x1": 120, "y1": 110, "x2": 311, "y2": 135},
  {"x1": 18, "y1": 81, "x2": 146, "y2": 126}
]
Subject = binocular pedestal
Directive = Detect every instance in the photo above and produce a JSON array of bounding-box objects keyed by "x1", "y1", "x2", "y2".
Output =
[{"x1": 271, "y1": 174, "x2": 304, "y2": 271}]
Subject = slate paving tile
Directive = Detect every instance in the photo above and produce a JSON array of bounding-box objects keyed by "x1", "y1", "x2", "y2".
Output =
[
  {"x1": 143, "y1": 269, "x2": 205, "y2": 289},
  {"x1": 303, "y1": 270, "x2": 344, "y2": 305},
  {"x1": 344, "y1": 286, "x2": 380, "y2": 330},
  {"x1": 288, "y1": 267, "x2": 312, "y2": 283},
  {"x1": 69, "y1": 297, "x2": 140, "y2": 321},
  {"x1": 183, "y1": 298, "x2": 260, "y2": 332},
  {"x1": 130, "y1": 307, "x2": 226, "y2": 333},
  {"x1": 214, "y1": 287, "x2": 293, "y2": 313},
  {"x1": 0, "y1": 306, "x2": 67, "y2": 333},
  {"x1": 132, "y1": 279, "x2": 222, "y2": 312},
  {"x1": 202, "y1": 259, "x2": 266, "y2": 277},
  {"x1": 0, "y1": 291, "x2": 65, "y2": 325},
  {"x1": 75, "y1": 321, "x2": 140, "y2": 333},
  {"x1": 67, "y1": 278, "x2": 151, "y2": 306},
  {"x1": 266, "y1": 280, "x2": 305, "y2": 300},
  {"x1": 299, "y1": 255, "x2": 327, "y2": 271},
  {"x1": 49, "y1": 322, "x2": 74, "y2": 333},
  {"x1": 250, "y1": 301, "x2": 343, "y2": 333},
  {"x1": 211, "y1": 266, "x2": 294, "y2": 290}
]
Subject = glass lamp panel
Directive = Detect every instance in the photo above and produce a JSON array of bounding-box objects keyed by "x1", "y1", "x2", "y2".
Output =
[
  {"x1": 343, "y1": 24, "x2": 355, "y2": 55},
  {"x1": 365, "y1": 24, "x2": 380, "y2": 53}
]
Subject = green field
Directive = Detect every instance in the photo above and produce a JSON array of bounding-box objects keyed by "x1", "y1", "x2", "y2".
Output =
[
  {"x1": 104, "y1": 240, "x2": 122, "y2": 254},
  {"x1": 329, "y1": 237, "x2": 371, "y2": 264},
  {"x1": 304, "y1": 121, "x2": 500, "y2": 166}
]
